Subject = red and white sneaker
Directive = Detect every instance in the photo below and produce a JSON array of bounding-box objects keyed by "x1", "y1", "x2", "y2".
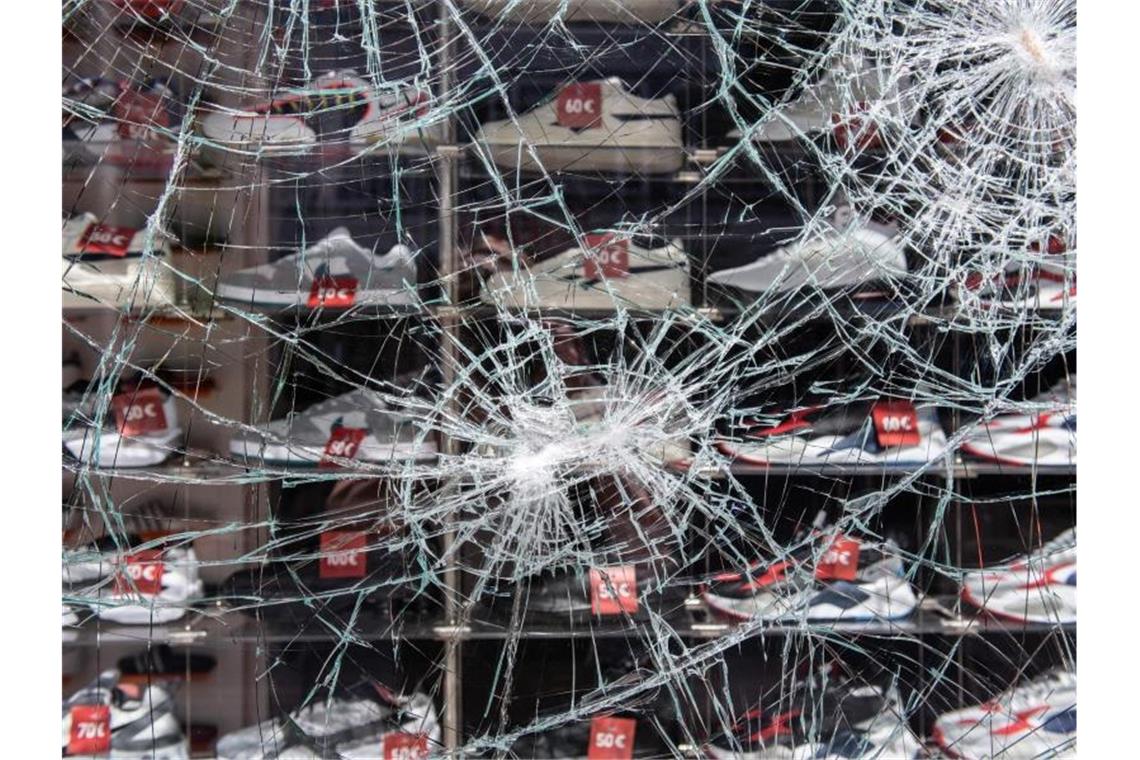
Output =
[
  {"x1": 961, "y1": 378, "x2": 1075, "y2": 467},
  {"x1": 958, "y1": 235, "x2": 1075, "y2": 311},
  {"x1": 960, "y1": 528, "x2": 1076, "y2": 625},
  {"x1": 932, "y1": 669, "x2": 1076, "y2": 759}
]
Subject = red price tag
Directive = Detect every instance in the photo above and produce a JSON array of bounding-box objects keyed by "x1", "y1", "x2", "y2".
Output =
[
  {"x1": 556, "y1": 82, "x2": 603, "y2": 129},
  {"x1": 114, "y1": 89, "x2": 170, "y2": 140},
  {"x1": 383, "y1": 732, "x2": 429, "y2": 760},
  {"x1": 815, "y1": 536, "x2": 861, "y2": 581},
  {"x1": 114, "y1": 549, "x2": 165, "y2": 595},
  {"x1": 583, "y1": 234, "x2": 630, "y2": 280},
  {"x1": 831, "y1": 102, "x2": 881, "y2": 150},
  {"x1": 68, "y1": 704, "x2": 112, "y2": 755},
  {"x1": 319, "y1": 531, "x2": 368, "y2": 579},
  {"x1": 590, "y1": 566, "x2": 638, "y2": 615},
  {"x1": 308, "y1": 276, "x2": 358, "y2": 308},
  {"x1": 870, "y1": 400, "x2": 920, "y2": 448},
  {"x1": 79, "y1": 224, "x2": 136, "y2": 257},
  {"x1": 319, "y1": 426, "x2": 367, "y2": 468},
  {"x1": 113, "y1": 0, "x2": 184, "y2": 19},
  {"x1": 588, "y1": 716, "x2": 637, "y2": 760},
  {"x1": 112, "y1": 388, "x2": 169, "y2": 435}
]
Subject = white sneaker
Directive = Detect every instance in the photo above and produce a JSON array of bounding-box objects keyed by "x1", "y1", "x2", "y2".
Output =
[
  {"x1": 216, "y1": 689, "x2": 440, "y2": 760},
  {"x1": 214, "y1": 228, "x2": 419, "y2": 309},
  {"x1": 460, "y1": 0, "x2": 680, "y2": 23},
  {"x1": 198, "y1": 71, "x2": 440, "y2": 156},
  {"x1": 479, "y1": 230, "x2": 689, "y2": 310},
  {"x1": 706, "y1": 208, "x2": 907, "y2": 295},
  {"x1": 730, "y1": 57, "x2": 909, "y2": 147},
  {"x1": 74, "y1": 543, "x2": 203, "y2": 625},
  {"x1": 229, "y1": 388, "x2": 438, "y2": 466},
  {"x1": 477, "y1": 78, "x2": 685, "y2": 173},
  {"x1": 932, "y1": 669, "x2": 1076, "y2": 760},
  {"x1": 63, "y1": 214, "x2": 178, "y2": 310},
  {"x1": 961, "y1": 378, "x2": 1076, "y2": 467},
  {"x1": 961, "y1": 528, "x2": 1076, "y2": 625},
  {"x1": 63, "y1": 671, "x2": 189, "y2": 759},
  {"x1": 63, "y1": 381, "x2": 183, "y2": 468},
  {"x1": 958, "y1": 236, "x2": 1076, "y2": 311}
]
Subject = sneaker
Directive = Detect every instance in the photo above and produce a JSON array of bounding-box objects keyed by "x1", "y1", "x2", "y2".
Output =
[
  {"x1": 229, "y1": 388, "x2": 438, "y2": 466},
  {"x1": 485, "y1": 565, "x2": 688, "y2": 625},
  {"x1": 477, "y1": 78, "x2": 685, "y2": 173},
  {"x1": 706, "y1": 208, "x2": 907, "y2": 297},
  {"x1": 214, "y1": 228, "x2": 418, "y2": 310},
  {"x1": 63, "y1": 379, "x2": 183, "y2": 468},
  {"x1": 215, "y1": 685, "x2": 440, "y2": 760},
  {"x1": 960, "y1": 528, "x2": 1076, "y2": 625},
  {"x1": 62, "y1": 670, "x2": 189, "y2": 759},
  {"x1": 729, "y1": 57, "x2": 907, "y2": 148},
  {"x1": 706, "y1": 668, "x2": 921, "y2": 759},
  {"x1": 63, "y1": 214, "x2": 178, "y2": 310},
  {"x1": 702, "y1": 529, "x2": 919, "y2": 622},
  {"x1": 961, "y1": 378, "x2": 1076, "y2": 466},
  {"x1": 197, "y1": 71, "x2": 440, "y2": 156},
  {"x1": 460, "y1": 0, "x2": 681, "y2": 23},
  {"x1": 718, "y1": 399, "x2": 947, "y2": 467},
  {"x1": 67, "y1": 538, "x2": 203, "y2": 625},
  {"x1": 479, "y1": 229, "x2": 690, "y2": 310},
  {"x1": 63, "y1": 78, "x2": 179, "y2": 168},
  {"x1": 958, "y1": 235, "x2": 1076, "y2": 311},
  {"x1": 931, "y1": 669, "x2": 1076, "y2": 760}
]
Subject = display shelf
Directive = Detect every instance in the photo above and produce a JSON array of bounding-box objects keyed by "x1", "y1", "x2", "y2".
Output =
[{"x1": 63, "y1": 595, "x2": 1073, "y2": 647}]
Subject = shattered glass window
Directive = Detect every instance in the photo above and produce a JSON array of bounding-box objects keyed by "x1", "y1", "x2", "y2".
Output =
[{"x1": 62, "y1": 1, "x2": 1076, "y2": 758}]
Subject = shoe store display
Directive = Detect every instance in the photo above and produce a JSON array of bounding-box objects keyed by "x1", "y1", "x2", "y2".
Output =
[
  {"x1": 59, "y1": 3, "x2": 1080, "y2": 759},
  {"x1": 931, "y1": 669, "x2": 1076, "y2": 760},
  {"x1": 477, "y1": 78, "x2": 685, "y2": 173},
  {"x1": 214, "y1": 227, "x2": 419, "y2": 310}
]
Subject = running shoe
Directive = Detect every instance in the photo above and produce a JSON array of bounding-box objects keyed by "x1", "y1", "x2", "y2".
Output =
[
  {"x1": 718, "y1": 399, "x2": 947, "y2": 468},
  {"x1": 215, "y1": 685, "x2": 439, "y2": 760},
  {"x1": 960, "y1": 528, "x2": 1076, "y2": 625},
  {"x1": 706, "y1": 667, "x2": 921, "y2": 759},
  {"x1": 66, "y1": 537, "x2": 203, "y2": 625},
  {"x1": 961, "y1": 378, "x2": 1076, "y2": 467},
  {"x1": 931, "y1": 669, "x2": 1076, "y2": 760},
  {"x1": 461, "y1": 0, "x2": 681, "y2": 23},
  {"x1": 62, "y1": 670, "x2": 189, "y2": 759},
  {"x1": 485, "y1": 565, "x2": 688, "y2": 624},
  {"x1": 63, "y1": 379, "x2": 183, "y2": 468},
  {"x1": 198, "y1": 71, "x2": 440, "y2": 156},
  {"x1": 228, "y1": 388, "x2": 438, "y2": 466},
  {"x1": 958, "y1": 236, "x2": 1076, "y2": 311},
  {"x1": 477, "y1": 78, "x2": 685, "y2": 173},
  {"x1": 728, "y1": 56, "x2": 909, "y2": 149},
  {"x1": 63, "y1": 78, "x2": 179, "y2": 168},
  {"x1": 706, "y1": 208, "x2": 907, "y2": 297},
  {"x1": 702, "y1": 529, "x2": 918, "y2": 622},
  {"x1": 214, "y1": 228, "x2": 418, "y2": 310},
  {"x1": 63, "y1": 214, "x2": 178, "y2": 310},
  {"x1": 479, "y1": 229, "x2": 689, "y2": 310}
]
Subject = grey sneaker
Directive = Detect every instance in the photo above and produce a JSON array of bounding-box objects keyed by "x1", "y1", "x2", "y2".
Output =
[
  {"x1": 229, "y1": 388, "x2": 437, "y2": 465},
  {"x1": 215, "y1": 227, "x2": 419, "y2": 309}
]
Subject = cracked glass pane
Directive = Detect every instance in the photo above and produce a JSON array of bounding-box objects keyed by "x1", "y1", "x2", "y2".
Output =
[{"x1": 62, "y1": 1, "x2": 1076, "y2": 758}]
